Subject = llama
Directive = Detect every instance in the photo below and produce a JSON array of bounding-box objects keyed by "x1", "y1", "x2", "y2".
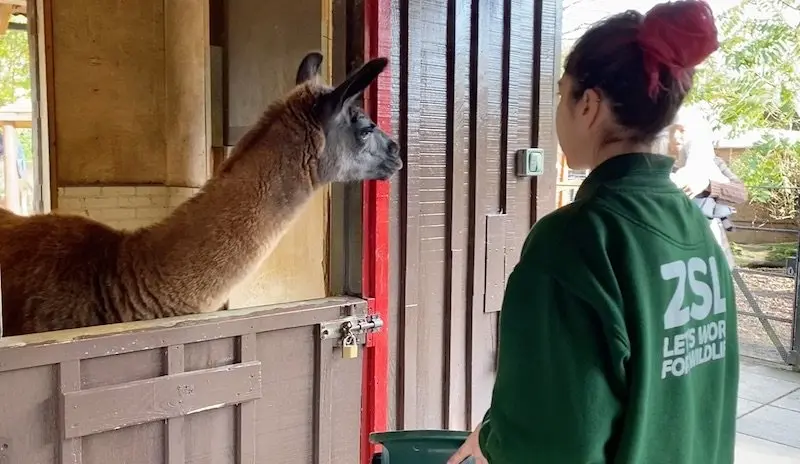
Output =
[{"x1": 0, "y1": 52, "x2": 402, "y2": 336}]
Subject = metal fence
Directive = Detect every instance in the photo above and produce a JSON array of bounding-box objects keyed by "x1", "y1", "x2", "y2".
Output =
[{"x1": 731, "y1": 223, "x2": 800, "y2": 368}]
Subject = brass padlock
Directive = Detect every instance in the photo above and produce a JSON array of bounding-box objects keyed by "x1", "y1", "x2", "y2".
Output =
[{"x1": 342, "y1": 334, "x2": 359, "y2": 359}]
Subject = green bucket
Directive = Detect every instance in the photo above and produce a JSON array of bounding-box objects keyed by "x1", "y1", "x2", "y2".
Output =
[{"x1": 369, "y1": 429, "x2": 474, "y2": 464}]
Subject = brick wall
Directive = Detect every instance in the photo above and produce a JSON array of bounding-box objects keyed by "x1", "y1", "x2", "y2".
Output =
[
  {"x1": 56, "y1": 186, "x2": 200, "y2": 230},
  {"x1": 714, "y1": 147, "x2": 747, "y2": 165}
]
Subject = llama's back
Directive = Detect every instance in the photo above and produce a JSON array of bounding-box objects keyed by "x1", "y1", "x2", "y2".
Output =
[
  {"x1": 0, "y1": 210, "x2": 126, "y2": 335},
  {"x1": 0, "y1": 207, "x2": 22, "y2": 226}
]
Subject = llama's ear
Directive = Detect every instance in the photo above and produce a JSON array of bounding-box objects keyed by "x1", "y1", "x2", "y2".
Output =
[
  {"x1": 296, "y1": 52, "x2": 324, "y2": 85},
  {"x1": 316, "y1": 57, "x2": 388, "y2": 120}
]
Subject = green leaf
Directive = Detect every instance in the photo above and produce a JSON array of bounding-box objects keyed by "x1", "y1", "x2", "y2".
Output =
[
  {"x1": 689, "y1": 0, "x2": 800, "y2": 134},
  {"x1": 0, "y1": 27, "x2": 32, "y2": 108},
  {"x1": 732, "y1": 136, "x2": 800, "y2": 224}
]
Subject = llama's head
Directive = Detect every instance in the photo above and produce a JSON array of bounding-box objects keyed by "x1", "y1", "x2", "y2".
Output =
[{"x1": 293, "y1": 52, "x2": 402, "y2": 183}]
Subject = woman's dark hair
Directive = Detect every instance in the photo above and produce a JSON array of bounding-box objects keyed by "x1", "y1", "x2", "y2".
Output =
[{"x1": 563, "y1": 0, "x2": 718, "y2": 143}]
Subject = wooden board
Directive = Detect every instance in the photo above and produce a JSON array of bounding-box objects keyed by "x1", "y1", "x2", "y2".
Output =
[
  {"x1": 0, "y1": 297, "x2": 366, "y2": 464},
  {"x1": 50, "y1": 0, "x2": 212, "y2": 187},
  {"x1": 62, "y1": 361, "x2": 262, "y2": 439},
  {"x1": 164, "y1": 0, "x2": 211, "y2": 188},
  {"x1": 224, "y1": 0, "x2": 331, "y2": 308},
  {"x1": 52, "y1": 0, "x2": 167, "y2": 184},
  {"x1": 388, "y1": 0, "x2": 559, "y2": 431}
]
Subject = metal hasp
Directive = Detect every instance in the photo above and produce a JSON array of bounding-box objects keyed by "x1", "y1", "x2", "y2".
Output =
[
  {"x1": 515, "y1": 148, "x2": 545, "y2": 177},
  {"x1": 319, "y1": 313, "x2": 384, "y2": 347}
]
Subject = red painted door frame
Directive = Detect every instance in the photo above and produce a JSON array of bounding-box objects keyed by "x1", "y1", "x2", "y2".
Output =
[{"x1": 361, "y1": 0, "x2": 392, "y2": 462}]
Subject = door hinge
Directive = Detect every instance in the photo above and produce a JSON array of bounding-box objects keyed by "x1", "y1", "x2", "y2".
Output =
[{"x1": 320, "y1": 314, "x2": 384, "y2": 347}]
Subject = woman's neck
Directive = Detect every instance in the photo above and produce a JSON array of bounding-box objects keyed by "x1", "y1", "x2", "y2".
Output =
[{"x1": 590, "y1": 141, "x2": 653, "y2": 170}]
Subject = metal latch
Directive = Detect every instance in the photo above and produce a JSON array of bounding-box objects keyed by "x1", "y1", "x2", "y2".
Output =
[
  {"x1": 320, "y1": 314, "x2": 384, "y2": 360},
  {"x1": 319, "y1": 314, "x2": 384, "y2": 346}
]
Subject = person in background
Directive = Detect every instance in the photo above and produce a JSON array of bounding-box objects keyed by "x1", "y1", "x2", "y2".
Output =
[
  {"x1": 668, "y1": 123, "x2": 747, "y2": 202},
  {"x1": 449, "y1": 1, "x2": 738, "y2": 463},
  {"x1": 695, "y1": 155, "x2": 747, "y2": 268},
  {"x1": 659, "y1": 122, "x2": 748, "y2": 268}
]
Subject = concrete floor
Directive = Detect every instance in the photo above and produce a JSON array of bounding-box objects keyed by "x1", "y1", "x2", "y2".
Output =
[{"x1": 735, "y1": 358, "x2": 800, "y2": 463}]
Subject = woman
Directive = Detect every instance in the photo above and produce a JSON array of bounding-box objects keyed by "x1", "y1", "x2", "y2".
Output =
[
  {"x1": 449, "y1": 1, "x2": 738, "y2": 463},
  {"x1": 661, "y1": 121, "x2": 748, "y2": 268},
  {"x1": 662, "y1": 118, "x2": 748, "y2": 205}
]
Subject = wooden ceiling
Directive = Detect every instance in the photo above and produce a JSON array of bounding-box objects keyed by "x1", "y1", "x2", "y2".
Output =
[
  {"x1": 0, "y1": 0, "x2": 26, "y2": 8},
  {"x1": 0, "y1": 0, "x2": 25, "y2": 36}
]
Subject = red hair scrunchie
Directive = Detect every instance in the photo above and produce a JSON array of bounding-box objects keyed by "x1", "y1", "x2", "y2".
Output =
[{"x1": 637, "y1": 0, "x2": 719, "y2": 100}]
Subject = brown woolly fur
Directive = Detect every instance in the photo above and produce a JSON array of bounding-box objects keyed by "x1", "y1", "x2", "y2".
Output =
[{"x1": 0, "y1": 52, "x2": 401, "y2": 336}]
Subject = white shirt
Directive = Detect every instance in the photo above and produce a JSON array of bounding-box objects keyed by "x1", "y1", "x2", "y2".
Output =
[{"x1": 667, "y1": 107, "x2": 729, "y2": 197}]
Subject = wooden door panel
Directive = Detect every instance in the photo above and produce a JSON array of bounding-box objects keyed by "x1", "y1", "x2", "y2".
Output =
[
  {"x1": 0, "y1": 297, "x2": 367, "y2": 464},
  {"x1": 389, "y1": 0, "x2": 559, "y2": 431}
]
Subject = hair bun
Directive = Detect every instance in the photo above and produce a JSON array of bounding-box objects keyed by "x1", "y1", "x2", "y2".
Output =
[{"x1": 638, "y1": 0, "x2": 719, "y2": 99}]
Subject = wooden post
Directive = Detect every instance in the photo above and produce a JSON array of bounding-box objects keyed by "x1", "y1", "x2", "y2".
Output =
[
  {"x1": 3, "y1": 124, "x2": 20, "y2": 213},
  {"x1": 0, "y1": 4, "x2": 12, "y2": 36},
  {"x1": 361, "y1": 0, "x2": 391, "y2": 461},
  {"x1": 0, "y1": 267, "x2": 4, "y2": 338}
]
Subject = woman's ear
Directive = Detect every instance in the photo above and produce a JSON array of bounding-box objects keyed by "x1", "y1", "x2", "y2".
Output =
[{"x1": 578, "y1": 88, "x2": 602, "y2": 126}]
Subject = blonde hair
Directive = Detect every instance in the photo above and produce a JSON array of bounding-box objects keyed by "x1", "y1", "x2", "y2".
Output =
[
  {"x1": 650, "y1": 123, "x2": 686, "y2": 167},
  {"x1": 650, "y1": 129, "x2": 672, "y2": 156}
]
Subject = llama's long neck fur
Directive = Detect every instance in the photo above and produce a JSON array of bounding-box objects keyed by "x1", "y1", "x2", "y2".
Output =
[{"x1": 124, "y1": 99, "x2": 321, "y2": 313}]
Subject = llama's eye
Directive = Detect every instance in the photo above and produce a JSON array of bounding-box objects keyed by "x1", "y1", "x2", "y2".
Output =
[{"x1": 359, "y1": 126, "x2": 374, "y2": 139}]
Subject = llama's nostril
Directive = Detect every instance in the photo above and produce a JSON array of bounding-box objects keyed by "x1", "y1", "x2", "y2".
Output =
[{"x1": 389, "y1": 141, "x2": 399, "y2": 154}]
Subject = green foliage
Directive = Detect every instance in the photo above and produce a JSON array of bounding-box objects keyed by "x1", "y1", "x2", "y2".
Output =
[
  {"x1": 731, "y1": 136, "x2": 800, "y2": 222},
  {"x1": 687, "y1": 0, "x2": 800, "y2": 134},
  {"x1": 696, "y1": 0, "x2": 800, "y2": 224},
  {"x1": 0, "y1": 17, "x2": 31, "y2": 108},
  {"x1": 0, "y1": 16, "x2": 33, "y2": 174},
  {"x1": 730, "y1": 241, "x2": 797, "y2": 268},
  {"x1": 16, "y1": 128, "x2": 32, "y2": 163}
]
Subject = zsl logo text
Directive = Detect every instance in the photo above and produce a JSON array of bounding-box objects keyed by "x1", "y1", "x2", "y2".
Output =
[{"x1": 660, "y1": 256, "x2": 728, "y2": 379}]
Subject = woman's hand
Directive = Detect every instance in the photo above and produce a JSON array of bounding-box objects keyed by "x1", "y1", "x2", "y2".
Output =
[
  {"x1": 670, "y1": 169, "x2": 710, "y2": 199},
  {"x1": 680, "y1": 178, "x2": 710, "y2": 198},
  {"x1": 447, "y1": 423, "x2": 488, "y2": 464}
]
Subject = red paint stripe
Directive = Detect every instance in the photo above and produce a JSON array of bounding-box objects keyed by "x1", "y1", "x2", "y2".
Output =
[{"x1": 361, "y1": 0, "x2": 392, "y2": 462}]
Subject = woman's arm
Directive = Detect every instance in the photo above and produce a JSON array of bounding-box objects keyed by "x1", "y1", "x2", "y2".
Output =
[
  {"x1": 477, "y1": 261, "x2": 628, "y2": 463},
  {"x1": 707, "y1": 157, "x2": 748, "y2": 205}
]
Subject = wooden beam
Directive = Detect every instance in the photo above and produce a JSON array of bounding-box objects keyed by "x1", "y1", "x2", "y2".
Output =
[
  {"x1": 0, "y1": 120, "x2": 32, "y2": 129},
  {"x1": 0, "y1": 296, "x2": 366, "y2": 373},
  {"x1": 0, "y1": 113, "x2": 33, "y2": 122},
  {"x1": 164, "y1": 344, "x2": 186, "y2": 464},
  {"x1": 59, "y1": 361, "x2": 83, "y2": 464},
  {"x1": 3, "y1": 124, "x2": 20, "y2": 212},
  {"x1": 0, "y1": 1, "x2": 27, "y2": 7},
  {"x1": 237, "y1": 334, "x2": 257, "y2": 464},
  {"x1": 0, "y1": 269, "x2": 3, "y2": 338},
  {"x1": 43, "y1": 0, "x2": 57, "y2": 211},
  {"x1": 0, "y1": 5, "x2": 12, "y2": 36},
  {"x1": 62, "y1": 361, "x2": 263, "y2": 439}
]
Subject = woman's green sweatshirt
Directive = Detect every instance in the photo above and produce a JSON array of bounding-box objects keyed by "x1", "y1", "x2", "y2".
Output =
[{"x1": 479, "y1": 153, "x2": 738, "y2": 464}]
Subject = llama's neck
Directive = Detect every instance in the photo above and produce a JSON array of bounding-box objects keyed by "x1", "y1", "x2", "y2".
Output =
[{"x1": 130, "y1": 152, "x2": 315, "y2": 312}]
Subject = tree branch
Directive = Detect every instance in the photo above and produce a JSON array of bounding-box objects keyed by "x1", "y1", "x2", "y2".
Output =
[{"x1": 775, "y1": 0, "x2": 800, "y2": 12}]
